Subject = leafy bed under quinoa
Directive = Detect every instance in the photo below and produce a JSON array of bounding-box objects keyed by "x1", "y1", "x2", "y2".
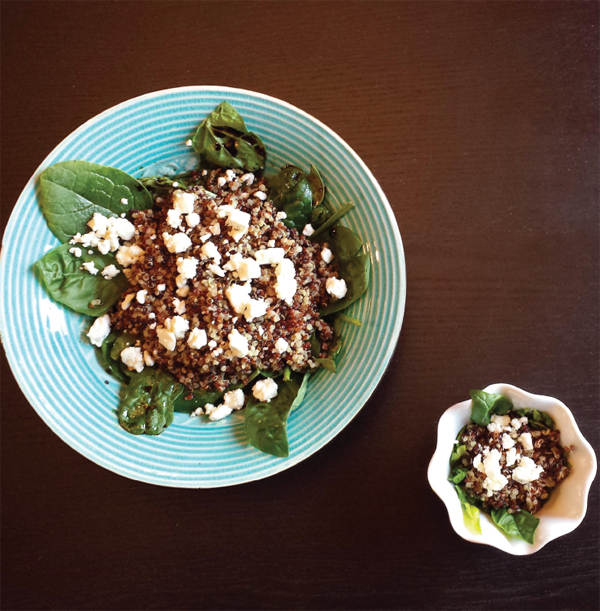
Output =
[
  {"x1": 33, "y1": 102, "x2": 371, "y2": 457},
  {"x1": 449, "y1": 390, "x2": 571, "y2": 544}
]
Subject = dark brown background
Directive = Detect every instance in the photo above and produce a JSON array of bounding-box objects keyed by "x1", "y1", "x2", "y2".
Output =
[{"x1": 1, "y1": 1, "x2": 598, "y2": 610}]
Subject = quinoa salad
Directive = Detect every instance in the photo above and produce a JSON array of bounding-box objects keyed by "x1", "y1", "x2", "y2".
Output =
[
  {"x1": 449, "y1": 390, "x2": 571, "y2": 543},
  {"x1": 34, "y1": 102, "x2": 370, "y2": 457}
]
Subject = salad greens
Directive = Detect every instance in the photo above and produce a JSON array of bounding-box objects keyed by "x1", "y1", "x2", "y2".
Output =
[
  {"x1": 34, "y1": 101, "x2": 371, "y2": 457},
  {"x1": 449, "y1": 389, "x2": 554, "y2": 544}
]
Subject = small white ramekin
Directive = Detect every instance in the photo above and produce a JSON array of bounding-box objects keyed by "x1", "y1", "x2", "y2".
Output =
[{"x1": 427, "y1": 383, "x2": 597, "y2": 555}]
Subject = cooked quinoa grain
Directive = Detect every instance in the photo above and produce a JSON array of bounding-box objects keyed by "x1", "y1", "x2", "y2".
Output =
[{"x1": 109, "y1": 168, "x2": 340, "y2": 392}]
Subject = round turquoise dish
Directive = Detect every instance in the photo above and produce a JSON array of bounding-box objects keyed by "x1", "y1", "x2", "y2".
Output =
[{"x1": 0, "y1": 87, "x2": 406, "y2": 487}]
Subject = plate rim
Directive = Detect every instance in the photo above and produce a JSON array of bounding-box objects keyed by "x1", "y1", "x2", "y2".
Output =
[{"x1": 0, "y1": 86, "x2": 407, "y2": 487}]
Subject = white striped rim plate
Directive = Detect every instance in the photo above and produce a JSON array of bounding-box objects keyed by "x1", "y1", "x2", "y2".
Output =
[{"x1": 0, "y1": 86, "x2": 406, "y2": 487}]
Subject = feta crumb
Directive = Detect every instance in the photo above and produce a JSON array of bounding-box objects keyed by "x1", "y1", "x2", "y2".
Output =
[
  {"x1": 120, "y1": 198, "x2": 128, "y2": 205},
  {"x1": 244, "y1": 298, "x2": 268, "y2": 322},
  {"x1": 511, "y1": 418, "x2": 523, "y2": 431},
  {"x1": 148, "y1": 312, "x2": 156, "y2": 319},
  {"x1": 101, "y1": 264, "x2": 120, "y2": 280},
  {"x1": 81, "y1": 261, "x2": 99, "y2": 275},
  {"x1": 177, "y1": 256, "x2": 198, "y2": 281},
  {"x1": 302, "y1": 224, "x2": 315, "y2": 236},
  {"x1": 157, "y1": 284, "x2": 166, "y2": 292},
  {"x1": 69, "y1": 247, "x2": 82, "y2": 257},
  {"x1": 223, "y1": 253, "x2": 261, "y2": 281},
  {"x1": 254, "y1": 248, "x2": 285, "y2": 266},
  {"x1": 166, "y1": 209, "x2": 182, "y2": 228},
  {"x1": 512, "y1": 456, "x2": 544, "y2": 484},
  {"x1": 252, "y1": 378, "x2": 278, "y2": 403},
  {"x1": 217, "y1": 176, "x2": 227, "y2": 188},
  {"x1": 187, "y1": 328, "x2": 208, "y2": 349},
  {"x1": 156, "y1": 316, "x2": 189, "y2": 351},
  {"x1": 172, "y1": 190, "x2": 196, "y2": 213},
  {"x1": 86, "y1": 314, "x2": 111, "y2": 347},
  {"x1": 143, "y1": 351, "x2": 155, "y2": 367},
  {"x1": 120, "y1": 346, "x2": 145, "y2": 373},
  {"x1": 200, "y1": 241, "x2": 221, "y2": 263},
  {"x1": 208, "y1": 404, "x2": 233, "y2": 421},
  {"x1": 173, "y1": 298, "x2": 186, "y2": 314},
  {"x1": 208, "y1": 340, "x2": 217, "y2": 349},
  {"x1": 136, "y1": 290, "x2": 147, "y2": 304},
  {"x1": 172, "y1": 182, "x2": 179, "y2": 187},
  {"x1": 254, "y1": 190, "x2": 267, "y2": 201},
  {"x1": 274, "y1": 258, "x2": 297, "y2": 305},
  {"x1": 506, "y1": 447, "x2": 519, "y2": 467},
  {"x1": 502, "y1": 433, "x2": 515, "y2": 450},
  {"x1": 240, "y1": 173, "x2": 254, "y2": 184},
  {"x1": 228, "y1": 328, "x2": 249, "y2": 357},
  {"x1": 121, "y1": 293, "x2": 135, "y2": 310},
  {"x1": 89, "y1": 299, "x2": 102, "y2": 307},
  {"x1": 163, "y1": 232, "x2": 192, "y2": 254},
  {"x1": 186, "y1": 212, "x2": 201, "y2": 228},
  {"x1": 190, "y1": 407, "x2": 204, "y2": 417},
  {"x1": 185, "y1": 139, "x2": 193, "y2": 147},
  {"x1": 325, "y1": 277, "x2": 347, "y2": 300},
  {"x1": 276, "y1": 211, "x2": 287, "y2": 221},
  {"x1": 176, "y1": 285, "x2": 190, "y2": 298},
  {"x1": 217, "y1": 205, "x2": 251, "y2": 242},
  {"x1": 482, "y1": 448, "x2": 508, "y2": 494},
  {"x1": 321, "y1": 247, "x2": 333, "y2": 264},
  {"x1": 275, "y1": 337, "x2": 290, "y2": 353},
  {"x1": 472, "y1": 454, "x2": 484, "y2": 472},
  {"x1": 518, "y1": 432, "x2": 534, "y2": 451},
  {"x1": 208, "y1": 264, "x2": 225, "y2": 277},
  {"x1": 225, "y1": 282, "x2": 252, "y2": 315},
  {"x1": 116, "y1": 244, "x2": 144, "y2": 267},
  {"x1": 199, "y1": 233, "x2": 211, "y2": 242},
  {"x1": 223, "y1": 389, "x2": 245, "y2": 410}
]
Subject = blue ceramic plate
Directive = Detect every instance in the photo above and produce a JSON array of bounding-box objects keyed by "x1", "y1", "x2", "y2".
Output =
[{"x1": 0, "y1": 87, "x2": 406, "y2": 487}]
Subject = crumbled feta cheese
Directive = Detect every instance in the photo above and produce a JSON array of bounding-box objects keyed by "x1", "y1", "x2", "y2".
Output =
[
  {"x1": 518, "y1": 432, "x2": 534, "y2": 451},
  {"x1": 166, "y1": 209, "x2": 182, "y2": 228},
  {"x1": 244, "y1": 298, "x2": 268, "y2": 322},
  {"x1": 176, "y1": 285, "x2": 190, "y2": 298},
  {"x1": 488, "y1": 414, "x2": 511, "y2": 433},
  {"x1": 187, "y1": 328, "x2": 208, "y2": 349},
  {"x1": 254, "y1": 190, "x2": 267, "y2": 201},
  {"x1": 172, "y1": 190, "x2": 196, "y2": 214},
  {"x1": 482, "y1": 449, "x2": 509, "y2": 494},
  {"x1": 225, "y1": 283, "x2": 252, "y2": 315},
  {"x1": 240, "y1": 173, "x2": 254, "y2": 184},
  {"x1": 217, "y1": 205, "x2": 251, "y2": 242},
  {"x1": 223, "y1": 388, "x2": 245, "y2": 410},
  {"x1": 203, "y1": 403, "x2": 216, "y2": 415},
  {"x1": 302, "y1": 224, "x2": 315, "y2": 236},
  {"x1": 223, "y1": 253, "x2": 261, "y2": 281},
  {"x1": 120, "y1": 346, "x2": 145, "y2": 373},
  {"x1": 254, "y1": 248, "x2": 285, "y2": 265},
  {"x1": 200, "y1": 241, "x2": 221, "y2": 263},
  {"x1": 472, "y1": 454, "x2": 484, "y2": 472},
  {"x1": 208, "y1": 340, "x2": 217, "y2": 349},
  {"x1": 321, "y1": 247, "x2": 333, "y2": 264},
  {"x1": 81, "y1": 261, "x2": 98, "y2": 275},
  {"x1": 511, "y1": 418, "x2": 523, "y2": 431},
  {"x1": 121, "y1": 293, "x2": 135, "y2": 310},
  {"x1": 157, "y1": 328, "x2": 176, "y2": 352},
  {"x1": 275, "y1": 337, "x2": 290, "y2": 353},
  {"x1": 143, "y1": 351, "x2": 155, "y2": 367},
  {"x1": 186, "y1": 212, "x2": 200, "y2": 228},
  {"x1": 136, "y1": 290, "x2": 147, "y2": 304},
  {"x1": 208, "y1": 264, "x2": 225, "y2": 277},
  {"x1": 252, "y1": 378, "x2": 278, "y2": 403},
  {"x1": 209, "y1": 221, "x2": 221, "y2": 235},
  {"x1": 163, "y1": 232, "x2": 192, "y2": 254},
  {"x1": 512, "y1": 456, "x2": 544, "y2": 484},
  {"x1": 274, "y1": 258, "x2": 297, "y2": 305},
  {"x1": 502, "y1": 433, "x2": 515, "y2": 450},
  {"x1": 185, "y1": 139, "x2": 193, "y2": 147},
  {"x1": 506, "y1": 447, "x2": 519, "y2": 467},
  {"x1": 148, "y1": 312, "x2": 156, "y2": 319},
  {"x1": 228, "y1": 328, "x2": 249, "y2": 357},
  {"x1": 177, "y1": 256, "x2": 198, "y2": 281},
  {"x1": 199, "y1": 232, "x2": 211, "y2": 242},
  {"x1": 276, "y1": 211, "x2": 287, "y2": 221},
  {"x1": 69, "y1": 247, "x2": 82, "y2": 257},
  {"x1": 89, "y1": 299, "x2": 102, "y2": 307},
  {"x1": 208, "y1": 404, "x2": 232, "y2": 421},
  {"x1": 173, "y1": 298, "x2": 186, "y2": 314},
  {"x1": 157, "y1": 284, "x2": 166, "y2": 292},
  {"x1": 325, "y1": 277, "x2": 347, "y2": 300},
  {"x1": 190, "y1": 407, "x2": 204, "y2": 417},
  {"x1": 116, "y1": 244, "x2": 145, "y2": 267},
  {"x1": 120, "y1": 198, "x2": 128, "y2": 205},
  {"x1": 225, "y1": 169, "x2": 236, "y2": 182},
  {"x1": 101, "y1": 264, "x2": 120, "y2": 280},
  {"x1": 86, "y1": 314, "x2": 111, "y2": 347},
  {"x1": 156, "y1": 316, "x2": 190, "y2": 351},
  {"x1": 217, "y1": 176, "x2": 227, "y2": 188}
]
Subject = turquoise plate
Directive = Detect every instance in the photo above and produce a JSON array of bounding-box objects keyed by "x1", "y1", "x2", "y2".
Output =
[{"x1": 0, "y1": 87, "x2": 406, "y2": 487}]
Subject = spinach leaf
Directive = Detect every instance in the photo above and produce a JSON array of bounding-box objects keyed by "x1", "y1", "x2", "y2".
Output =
[
  {"x1": 315, "y1": 358, "x2": 337, "y2": 372},
  {"x1": 319, "y1": 225, "x2": 371, "y2": 317},
  {"x1": 514, "y1": 408, "x2": 555, "y2": 431},
  {"x1": 449, "y1": 468, "x2": 468, "y2": 484},
  {"x1": 269, "y1": 165, "x2": 314, "y2": 229},
  {"x1": 307, "y1": 165, "x2": 325, "y2": 207},
  {"x1": 491, "y1": 508, "x2": 539, "y2": 544},
  {"x1": 95, "y1": 332, "x2": 130, "y2": 384},
  {"x1": 244, "y1": 372, "x2": 309, "y2": 457},
  {"x1": 109, "y1": 332, "x2": 137, "y2": 362},
  {"x1": 309, "y1": 202, "x2": 354, "y2": 240},
  {"x1": 450, "y1": 444, "x2": 467, "y2": 465},
  {"x1": 454, "y1": 485, "x2": 482, "y2": 535},
  {"x1": 39, "y1": 161, "x2": 152, "y2": 243},
  {"x1": 470, "y1": 390, "x2": 513, "y2": 426},
  {"x1": 337, "y1": 312, "x2": 362, "y2": 326},
  {"x1": 34, "y1": 243, "x2": 128, "y2": 316},
  {"x1": 192, "y1": 102, "x2": 266, "y2": 171},
  {"x1": 117, "y1": 369, "x2": 183, "y2": 435}
]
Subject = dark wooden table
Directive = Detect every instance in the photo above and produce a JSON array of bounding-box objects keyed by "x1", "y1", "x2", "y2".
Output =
[{"x1": 2, "y1": 2, "x2": 598, "y2": 610}]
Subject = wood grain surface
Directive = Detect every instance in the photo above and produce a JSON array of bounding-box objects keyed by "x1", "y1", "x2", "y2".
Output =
[{"x1": 1, "y1": 1, "x2": 598, "y2": 610}]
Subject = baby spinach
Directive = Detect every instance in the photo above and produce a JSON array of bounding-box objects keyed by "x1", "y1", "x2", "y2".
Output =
[
  {"x1": 514, "y1": 408, "x2": 555, "y2": 430},
  {"x1": 244, "y1": 372, "x2": 309, "y2": 457},
  {"x1": 319, "y1": 225, "x2": 371, "y2": 317},
  {"x1": 454, "y1": 485, "x2": 482, "y2": 535},
  {"x1": 117, "y1": 369, "x2": 183, "y2": 435},
  {"x1": 192, "y1": 102, "x2": 266, "y2": 171},
  {"x1": 39, "y1": 161, "x2": 152, "y2": 243},
  {"x1": 309, "y1": 202, "x2": 354, "y2": 240},
  {"x1": 491, "y1": 508, "x2": 539, "y2": 544},
  {"x1": 307, "y1": 165, "x2": 325, "y2": 207},
  {"x1": 95, "y1": 332, "x2": 130, "y2": 384},
  {"x1": 269, "y1": 165, "x2": 314, "y2": 230},
  {"x1": 449, "y1": 468, "x2": 468, "y2": 484},
  {"x1": 470, "y1": 390, "x2": 513, "y2": 427},
  {"x1": 34, "y1": 243, "x2": 128, "y2": 316},
  {"x1": 450, "y1": 444, "x2": 467, "y2": 465}
]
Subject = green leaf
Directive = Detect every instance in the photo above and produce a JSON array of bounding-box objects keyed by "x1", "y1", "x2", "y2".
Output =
[
  {"x1": 315, "y1": 358, "x2": 337, "y2": 372},
  {"x1": 309, "y1": 202, "x2": 355, "y2": 240},
  {"x1": 336, "y1": 312, "x2": 362, "y2": 326},
  {"x1": 95, "y1": 332, "x2": 130, "y2": 384},
  {"x1": 450, "y1": 444, "x2": 467, "y2": 465},
  {"x1": 491, "y1": 508, "x2": 539, "y2": 544},
  {"x1": 34, "y1": 243, "x2": 128, "y2": 316},
  {"x1": 307, "y1": 164, "x2": 325, "y2": 207},
  {"x1": 39, "y1": 161, "x2": 152, "y2": 243},
  {"x1": 319, "y1": 225, "x2": 371, "y2": 316},
  {"x1": 117, "y1": 369, "x2": 183, "y2": 435},
  {"x1": 244, "y1": 372, "x2": 309, "y2": 457},
  {"x1": 448, "y1": 468, "x2": 468, "y2": 484},
  {"x1": 192, "y1": 102, "x2": 266, "y2": 171},
  {"x1": 470, "y1": 390, "x2": 513, "y2": 426},
  {"x1": 514, "y1": 408, "x2": 555, "y2": 431},
  {"x1": 453, "y1": 485, "x2": 482, "y2": 534},
  {"x1": 268, "y1": 165, "x2": 314, "y2": 229},
  {"x1": 109, "y1": 332, "x2": 137, "y2": 362}
]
